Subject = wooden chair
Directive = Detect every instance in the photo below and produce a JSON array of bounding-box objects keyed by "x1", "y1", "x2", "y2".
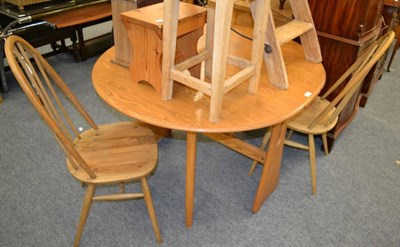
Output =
[
  {"x1": 249, "y1": 32, "x2": 395, "y2": 195},
  {"x1": 4, "y1": 35, "x2": 162, "y2": 246}
]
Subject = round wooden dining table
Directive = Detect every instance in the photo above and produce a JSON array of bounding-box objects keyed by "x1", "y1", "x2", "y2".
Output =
[{"x1": 92, "y1": 28, "x2": 325, "y2": 227}]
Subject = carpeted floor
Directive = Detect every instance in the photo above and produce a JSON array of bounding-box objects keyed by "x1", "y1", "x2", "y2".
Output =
[{"x1": 1, "y1": 31, "x2": 399, "y2": 247}]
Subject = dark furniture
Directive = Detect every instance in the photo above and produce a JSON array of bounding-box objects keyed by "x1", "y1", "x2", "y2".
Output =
[
  {"x1": 360, "y1": 0, "x2": 400, "y2": 107},
  {"x1": 0, "y1": 18, "x2": 79, "y2": 92},
  {"x1": 0, "y1": 0, "x2": 112, "y2": 60},
  {"x1": 308, "y1": 0, "x2": 385, "y2": 151},
  {"x1": 381, "y1": 0, "x2": 400, "y2": 72},
  {"x1": 0, "y1": 0, "x2": 112, "y2": 93}
]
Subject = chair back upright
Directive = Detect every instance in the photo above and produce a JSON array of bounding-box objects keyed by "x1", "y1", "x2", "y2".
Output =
[
  {"x1": 5, "y1": 35, "x2": 97, "y2": 178},
  {"x1": 309, "y1": 31, "x2": 395, "y2": 129}
]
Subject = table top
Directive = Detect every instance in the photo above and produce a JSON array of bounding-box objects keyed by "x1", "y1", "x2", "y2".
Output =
[
  {"x1": 92, "y1": 29, "x2": 325, "y2": 133},
  {"x1": 41, "y1": 2, "x2": 111, "y2": 28}
]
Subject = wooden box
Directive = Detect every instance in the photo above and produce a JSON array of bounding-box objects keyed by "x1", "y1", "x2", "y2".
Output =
[
  {"x1": 111, "y1": 0, "x2": 163, "y2": 67},
  {"x1": 121, "y1": 2, "x2": 206, "y2": 94}
]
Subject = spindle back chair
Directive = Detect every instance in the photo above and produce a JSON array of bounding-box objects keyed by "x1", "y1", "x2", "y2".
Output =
[
  {"x1": 5, "y1": 35, "x2": 163, "y2": 246},
  {"x1": 249, "y1": 32, "x2": 395, "y2": 195}
]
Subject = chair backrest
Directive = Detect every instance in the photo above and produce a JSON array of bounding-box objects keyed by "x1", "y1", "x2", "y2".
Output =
[
  {"x1": 309, "y1": 31, "x2": 395, "y2": 129},
  {"x1": 5, "y1": 35, "x2": 97, "y2": 178}
]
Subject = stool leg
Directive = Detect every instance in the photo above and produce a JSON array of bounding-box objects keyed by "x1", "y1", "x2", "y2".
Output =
[
  {"x1": 161, "y1": 0, "x2": 180, "y2": 100},
  {"x1": 209, "y1": 0, "x2": 235, "y2": 123},
  {"x1": 248, "y1": 0, "x2": 270, "y2": 93},
  {"x1": 204, "y1": 2, "x2": 215, "y2": 79}
]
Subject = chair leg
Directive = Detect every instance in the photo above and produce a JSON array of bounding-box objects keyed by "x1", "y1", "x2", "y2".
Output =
[
  {"x1": 249, "y1": 127, "x2": 272, "y2": 176},
  {"x1": 308, "y1": 134, "x2": 317, "y2": 195},
  {"x1": 141, "y1": 177, "x2": 162, "y2": 243},
  {"x1": 74, "y1": 184, "x2": 95, "y2": 247},
  {"x1": 286, "y1": 129, "x2": 294, "y2": 139},
  {"x1": 119, "y1": 182, "x2": 125, "y2": 193},
  {"x1": 321, "y1": 132, "x2": 329, "y2": 155}
]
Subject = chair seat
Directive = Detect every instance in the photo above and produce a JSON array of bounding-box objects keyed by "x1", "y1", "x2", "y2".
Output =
[
  {"x1": 67, "y1": 122, "x2": 158, "y2": 184},
  {"x1": 287, "y1": 96, "x2": 338, "y2": 135}
]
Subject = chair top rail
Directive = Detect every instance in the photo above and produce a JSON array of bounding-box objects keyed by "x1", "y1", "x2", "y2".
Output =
[{"x1": 309, "y1": 31, "x2": 395, "y2": 129}]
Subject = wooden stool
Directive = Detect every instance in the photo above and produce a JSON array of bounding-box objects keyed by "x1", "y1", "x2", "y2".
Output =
[
  {"x1": 121, "y1": 2, "x2": 206, "y2": 94},
  {"x1": 162, "y1": 0, "x2": 270, "y2": 122}
]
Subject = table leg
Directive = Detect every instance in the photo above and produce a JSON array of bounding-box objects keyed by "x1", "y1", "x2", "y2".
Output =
[
  {"x1": 186, "y1": 131, "x2": 197, "y2": 227},
  {"x1": 252, "y1": 121, "x2": 287, "y2": 212},
  {"x1": 76, "y1": 26, "x2": 85, "y2": 61}
]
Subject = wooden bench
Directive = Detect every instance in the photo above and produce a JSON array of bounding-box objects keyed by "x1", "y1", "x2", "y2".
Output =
[{"x1": 42, "y1": 2, "x2": 112, "y2": 61}]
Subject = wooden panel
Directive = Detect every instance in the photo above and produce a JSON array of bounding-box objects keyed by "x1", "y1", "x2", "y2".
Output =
[
  {"x1": 308, "y1": 0, "x2": 383, "y2": 40},
  {"x1": 363, "y1": 1, "x2": 386, "y2": 35},
  {"x1": 121, "y1": 2, "x2": 206, "y2": 36}
]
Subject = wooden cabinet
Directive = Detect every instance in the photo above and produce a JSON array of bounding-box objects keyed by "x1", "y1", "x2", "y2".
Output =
[
  {"x1": 360, "y1": 0, "x2": 400, "y2": 107},
  {"x1": 380, "y1": 0, "x2": 400, "y2": 71},
  {"x1": 308, "y1": 0, "x2": 385, "y2": 151},
  {"x1": 381, "y1": 1, "x2": 399, "y2": 44}
]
